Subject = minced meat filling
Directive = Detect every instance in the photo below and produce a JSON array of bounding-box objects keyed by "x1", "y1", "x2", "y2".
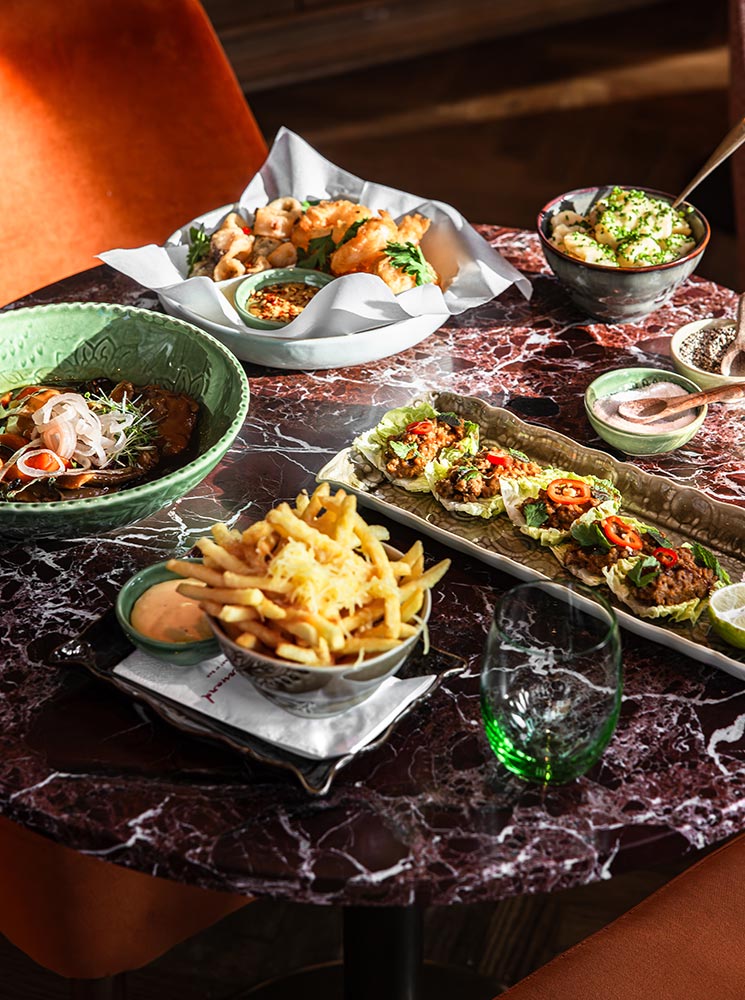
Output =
[
  {"x1": 385, "y1": 417, "x2": 467, "y2": 479},
  {"x1": 634, "y1": 546, "x2": 717, "y2": 606},
  {"x1": 563, "y1": 534, "x2": 658, "y2": 577},
  {"x1": 519, "y1": 486, "x2": 601, "y2": 532},
  {"x1": 437, "y1": 449, "x2": 543, "y2": 502}
]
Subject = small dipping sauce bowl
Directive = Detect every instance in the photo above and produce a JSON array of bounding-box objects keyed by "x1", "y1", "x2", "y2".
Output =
[
  {"x1": 671, "y1": 318, "x2": 745, "y2": 390},
  {"x1": 584, "y1": 367, "x2": 706, "y2": 456},
  {"x1": 116, "y1": 559, "x2": 219, "y2": 666},
  {"x1": 233, "y1": 267, "x2": 334, "y2": 330}
]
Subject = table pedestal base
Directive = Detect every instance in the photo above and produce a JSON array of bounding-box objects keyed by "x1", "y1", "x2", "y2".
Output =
[{"x1": 239, "y1": 961, "x2": 501, "y2": 1000}]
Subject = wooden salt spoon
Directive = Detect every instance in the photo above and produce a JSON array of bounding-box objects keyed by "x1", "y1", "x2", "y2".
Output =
[
  {"x1": 617, "y1": 382, "x2": 745, "y2": 424},
  {"x1": 719, "y1": 294, "x2": 745, "y2": 377}
]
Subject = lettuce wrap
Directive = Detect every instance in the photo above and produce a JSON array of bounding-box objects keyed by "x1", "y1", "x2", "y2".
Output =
[
  {"x1": 603, "y1": 542, "x2": 729, "y2": 624},
  {"x1": 500, "y1": 473, "x2": 622, "y2": 547},
  {"x1": 424, "y1": 446, "x2": 544, "y2": 519},
  {"x1": 551, "y1": 516, "x2": 661, "y2": 587},
  {"x1": 352, "y1": 402, "x2": 479, "y2": 492}
]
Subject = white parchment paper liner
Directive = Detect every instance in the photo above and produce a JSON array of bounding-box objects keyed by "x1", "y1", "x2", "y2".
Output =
[
  {"x1": 114, "y1": 650, "x2": 433, "y2": 761},
  {"x1": 100, "y1": 127, "x2": 531, "y2": 341}
]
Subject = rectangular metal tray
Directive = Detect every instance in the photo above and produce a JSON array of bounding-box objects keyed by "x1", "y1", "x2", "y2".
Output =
[{"x1": 318, "y1": 390, "x2": 745, "y2": 682}]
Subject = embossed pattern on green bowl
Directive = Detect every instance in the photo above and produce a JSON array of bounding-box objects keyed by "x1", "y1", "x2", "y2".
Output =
[{"x1": 0, "y1": 303, "x2": 249, "y2": 539}]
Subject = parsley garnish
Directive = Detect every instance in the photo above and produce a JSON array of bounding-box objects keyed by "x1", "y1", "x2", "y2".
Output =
[
  {"x1": 627, "y1": 556, "x2": 661, "y2": 589},
  {"x1": 570, "y1": 520, "x2": 612, "y2": 551},
  {"x1": 690, "y1": 542, "x2": 731, "y2": 584},
  {"x1": 524, "y1": 501, "x2": 548, "y2": 528},
  {"x1": 389, "y1": 439, "x2": 417, "y2": 461},
  {"x1": 384, "y1": 241, "x2": 436, "y2": 286},
  {"x1": 509, "y1": 448, "x2": 529, "y2": 462},
  {"x1": 296, "y1": 234, "x2": 337, "y2": 272},
  {"x1": 186, "y1": 225, "x2": 211, "y2": 273},
  {"x1": 339, "y1": 219, "x2": 368, "y2": 245}
]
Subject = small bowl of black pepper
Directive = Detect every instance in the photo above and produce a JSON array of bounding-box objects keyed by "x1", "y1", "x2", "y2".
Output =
[{"x1": 671, "y1": 317, "x2": 745, "y2": 390}]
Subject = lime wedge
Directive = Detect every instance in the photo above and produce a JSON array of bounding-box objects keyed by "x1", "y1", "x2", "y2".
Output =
[{"x1": 709, "y1": 583, "x2": 745, "y2": 649}]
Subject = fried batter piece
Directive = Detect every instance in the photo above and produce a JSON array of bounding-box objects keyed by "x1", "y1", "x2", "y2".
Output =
[{"x1": 291, "y1": 199, "x2": 371, "y2": 250}]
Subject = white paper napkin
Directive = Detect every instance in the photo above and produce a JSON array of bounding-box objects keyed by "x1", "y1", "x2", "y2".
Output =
[
  {"x1": 99, "y1": 127, "x2": 531, "y2": 340},
  {"x1": 113, "y1": 650, "x2": 434, "y2": 761}
]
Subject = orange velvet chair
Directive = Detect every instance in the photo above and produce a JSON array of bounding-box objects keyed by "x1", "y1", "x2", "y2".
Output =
[
  {"x1": 0, "y1": 0, "x2": 267, "y2": 306},
  {"x1": 497, "y1": 832, "x2": 745, "y2": 999},
  {"x1": 0, "y1": 0, "x2": 261, "y2": 983}
]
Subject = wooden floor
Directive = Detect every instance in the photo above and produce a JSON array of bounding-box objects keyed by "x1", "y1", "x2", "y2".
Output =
[{"x1": 0, "y1": 1, "x2": 734, "y2": 995}]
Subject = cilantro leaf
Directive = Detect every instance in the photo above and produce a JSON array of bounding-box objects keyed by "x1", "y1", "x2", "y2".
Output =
[
  {"x1": 384, "y1": 241, "x2": 436, "y2": 286},
  {"x1": 627, "y1": 556, "x2": 661, "y2": 589},
  {"x1": 301, "y1": 198, "x2": 322, "y2": 211},
  {"x1": 389, "y1": 439, "x2": 417, "y2": 460},
  {"x1": 453, "y1": 467, "x2": 480, "y2": 483},
  {"x1": 644, "y1": 526, "x2": 668, "y2": 548},
  {"x1": 524, "y1": 501, "x2": 548, "y2": 528},
  {"x1": 570, "y1": 520, "x2": 612, "y2": 551},
  {"x1": 509, "y1": 448, "x2": 529, "y2": 462},
  {"x1": 690, "y1": 542, "x2": 731, "y2": 584},
  {"x1": 186, "y1": 225, "x2": 211, "y2": 273},
  {"x1": 296, "y1": 234, "x2": 337, "y2": 272},
  {"x1": 436, "y1": 411, "x2": 462, "y2": 429}
]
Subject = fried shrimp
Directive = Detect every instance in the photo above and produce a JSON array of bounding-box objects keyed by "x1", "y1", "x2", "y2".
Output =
[
  {"x1": 396, "y1": 213, "x2": 430, "y2": 244},
  {"x1": 330, "y1": 211, "x2": 399, "y2": 276},
  {"x1": 291, "y1": 199, "x2": 370, "y2": 250}
]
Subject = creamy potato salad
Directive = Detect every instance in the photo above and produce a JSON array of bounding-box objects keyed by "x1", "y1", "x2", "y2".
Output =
[{"x1": 549, "y1": 187, "x2": 696, "y2": 268}]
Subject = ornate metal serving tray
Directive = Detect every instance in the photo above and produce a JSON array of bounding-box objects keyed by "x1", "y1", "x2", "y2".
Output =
[
  {"x1": 46, "y1": 609, "x2": 466, "y2": 796},
  {"x1": 318, "y1": 390, "x2": 745, "y2": 682}
]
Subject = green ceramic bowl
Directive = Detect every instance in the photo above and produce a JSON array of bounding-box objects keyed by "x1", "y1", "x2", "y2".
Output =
[
  {"x1": 584, "y1": 367, "x2": 706, "y2": 456},
  {"x1": 117, "y1": 559, "x2": 219, "y2": 666},
  {"x1": 0, "y1": 303, "x2": 249, "y2": 539},
  {"x1": 233, "y1": 267, "x2": 334, "y2": 330}
]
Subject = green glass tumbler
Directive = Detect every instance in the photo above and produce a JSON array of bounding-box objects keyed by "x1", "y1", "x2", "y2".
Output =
[{"x1": 480, "y1": 579, "x2": 622, "y2": 784}]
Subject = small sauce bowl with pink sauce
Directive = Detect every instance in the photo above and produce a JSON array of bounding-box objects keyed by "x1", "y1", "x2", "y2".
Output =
[{"x1": 584, "y1": 367, "x2": 706, "y2": 456}]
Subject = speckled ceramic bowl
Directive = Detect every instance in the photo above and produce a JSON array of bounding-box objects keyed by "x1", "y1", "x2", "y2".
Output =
[
  {"x1": 584, "y1": 367, "x2": 706, "y2": 455},
  {"x1": 671, "y1": 318, "x2": 745, "y2": 390},
  {"x1": 0, "y1": 303, "x2": 249, "y2": 539},
  {"x1": 537, "y1": 186, "x2": 710, "y2": 323},
  {"x1": 117, "y1": 559, "x2": 219, "y2": 666},
  {"x1": 211, "y1": 545, "x2": 432, "y2": 717},
  {"x1": 233, "y1": 267, "x2": 334, "y2": 330}
]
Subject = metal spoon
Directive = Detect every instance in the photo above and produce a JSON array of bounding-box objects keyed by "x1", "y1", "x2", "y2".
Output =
[
  {"x1": 616, "y1": 382, "x2": 745, "y2": 424},
  {"x1": 719, "y1": 294, "x2": 745, "y2": 377},
  {"x1": 672, "y1": 117, "x2": 745, "y2": 208}
]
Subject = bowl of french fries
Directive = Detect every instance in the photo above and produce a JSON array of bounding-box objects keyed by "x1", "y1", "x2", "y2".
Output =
[{"x1": 167, "y1": 484, "x2": 450, "y2": 716}]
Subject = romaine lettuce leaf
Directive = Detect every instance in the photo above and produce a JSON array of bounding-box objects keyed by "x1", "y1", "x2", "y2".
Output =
[
  {"x1": 603, "y1": 555, "x2": 709, "y2": 624},
  {"x1": 353, "y1": 403, "x2": 478, "y2": 492}
]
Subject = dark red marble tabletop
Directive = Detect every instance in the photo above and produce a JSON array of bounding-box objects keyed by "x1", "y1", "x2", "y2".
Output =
[{"x1": 2, "y1": 227, "x2": 744, "y2": 907}]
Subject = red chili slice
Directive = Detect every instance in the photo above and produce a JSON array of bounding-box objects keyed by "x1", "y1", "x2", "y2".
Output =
[
  {"x1": 242, "y1": 226, "x2": 252, "y2": 235},
  {"x1": 602, "y1": 516, "x2": 643, "y2": 550},
  {"x1": 406, "y1": 420, "x2": 434, "y2": 435},
  {"x1": 546, "y1": 478, "x2": 592, "y2": 505},
  {"x1": 485, "y1": 452, "x2": 510, "y2": 467},
  {"x1": 654, "y1": 546, "x2": 679, "y2": 568}
]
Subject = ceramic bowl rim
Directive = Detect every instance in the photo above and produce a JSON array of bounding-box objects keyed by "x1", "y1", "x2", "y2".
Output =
[
  {"x1": 233, "y1": 267, "x2": 335, "y2": 330},
  {"x1": 0, "y1": 302, "x2": 250, "y2": 516},
  {"x1": 583, "y1": 366, "x2": 707, "y2": 437},
  {"x1": 670, "y1": 318, "x2": 745, "y2": 386},
  {"x1": 536, "y1": 185, "x2": 711, "y2": 274},
  {"x1": 116, "y1": 557, "x2": 219, "y2": 654}
]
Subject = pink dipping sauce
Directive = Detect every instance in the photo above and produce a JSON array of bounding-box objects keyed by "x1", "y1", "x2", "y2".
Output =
[{"x1": 592, "y1": 381, "x2": 698, "y2": 434}]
